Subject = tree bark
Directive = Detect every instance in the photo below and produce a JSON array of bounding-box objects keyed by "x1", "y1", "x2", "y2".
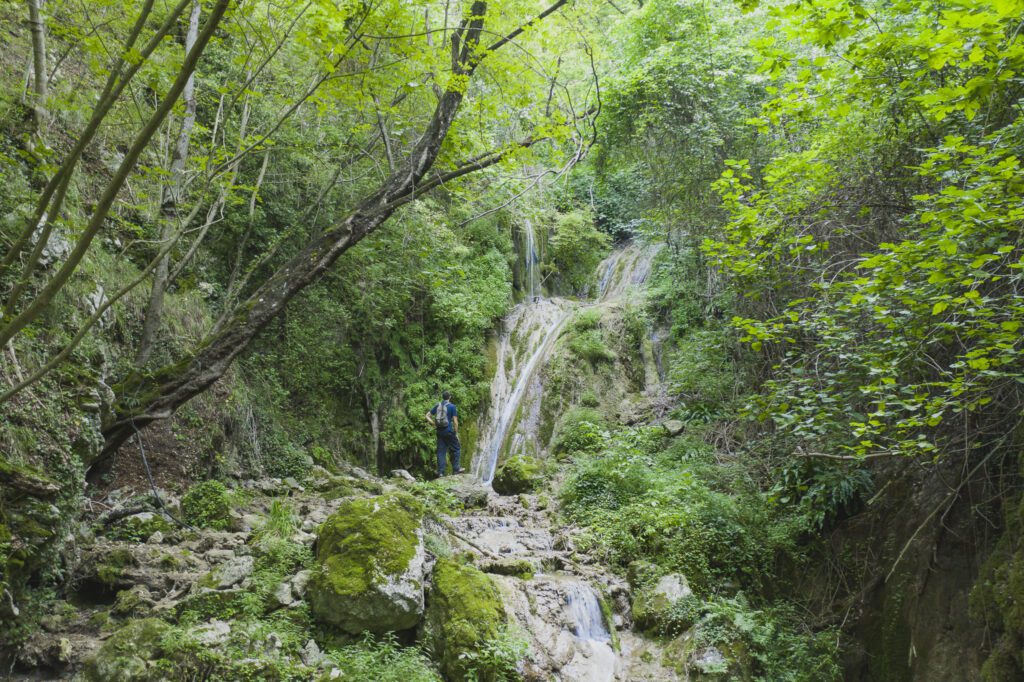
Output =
[
  {"x1": 26, "y1": 0, "x2": 48, "y2": 134},
  {"x1": 136, "y1": 0, "x2": 203, "y2": 367}
]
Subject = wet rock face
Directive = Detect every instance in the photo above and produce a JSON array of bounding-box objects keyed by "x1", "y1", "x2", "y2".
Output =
[
  {"x1": 307, "y1": 492, "x2": 426, "y2": 635},
  {"x1": 492, "y1": 455, "x2": 545, "y2": 495}
]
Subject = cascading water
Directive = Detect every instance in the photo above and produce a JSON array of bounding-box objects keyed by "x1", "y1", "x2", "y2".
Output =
[
  {"x1": 459, "y1": 237, "x2": 678, "y2": 681},
  {"x1": 565, "y1": 581, "x2": 612, "y2": 643},
  {"x1": 596, "y1": 241, "x2": 660, "y2": 302},
  {"x1": 472, "y1": 300, "x2": 571, "y2": 483}
]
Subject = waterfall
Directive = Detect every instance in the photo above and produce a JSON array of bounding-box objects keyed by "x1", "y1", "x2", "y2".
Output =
[
  {"x1": 473, "y1": 240, "x2": 662, "y2": 484},
  {"x1": 564, "y1": 581, "x2": 611, "y2": 643},
  {"x1": 472, "y1": 300, "x2": 570, "y2": 483},
  {"x1": 596, "y1": 241, "x2": 659, "y2": 302}
]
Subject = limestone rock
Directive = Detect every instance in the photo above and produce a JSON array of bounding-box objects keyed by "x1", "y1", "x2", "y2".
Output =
[
  {"x1": 391, "y1": 469, "x2": 416, "y2": 482},
  {"x1": 301, "y1": 639, "x2": 323, "y2": 667},
  {"x1": 662, "y1": 419, "x2": 685, "y2": 436},
  {"x1": 663, "y1": 630, "x2": 752, "y2": 681},
  {"x1": 206, "y1": 555, "x2": 254, "y2": 589},
  {"x1": 632, "y1": 573, "x2": 693, "y2": 632},
  {"x1": 308, "y1": 493, "x2": 426, "y2": 634},
  {"x1": 479, "y1": 557, "x2": 538, "y2": 578},
  {"x1": 81, "y1": 618, "x2": 169, "y2": 682},
  {"x1": 438, "y1": 474, "x2": 490, "y2": 509},
  {"x1": 273, "y1": 580, "x2": 295, "y2": 607},
  {"x1": 196, "y1": 619, "x2": 231, "y2": 645},
  {"x1": 291, "y1": 570, "x2": 311, "y2": 598},
  {"x1": 492, "y1": 455, "x2": 544, "y2": 495}
]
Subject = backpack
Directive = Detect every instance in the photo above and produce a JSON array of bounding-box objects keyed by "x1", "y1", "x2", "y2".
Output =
[{"x1": 435, "y1": 401, "x2": 450, "y2": 430}]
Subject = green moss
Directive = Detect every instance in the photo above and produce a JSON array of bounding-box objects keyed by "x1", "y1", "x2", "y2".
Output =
[
  {"x1": 426, "y1": 558, "x2": 508, "y2": 681},
  {"x1": 597, "y1": 588, "x2": 620, "y2": 652},
  {"x1": 314, "y1": 493, "x2": 423, "y2": 595},
  {"x1": 492, "y1": 455, "x2": 545, "y2": 495},
  {"x1": 96, "y1": 548, "x2": 136, "y2": 588},
  {"x1": 175, "y1": 588, "x2": 257, "y2": 622},
  {"x1": 81, "y1": 618, "x2": 170, "y2": 681},
  {"x1": 322, "y1": 483, "x2": 357, "y2": 501},
  {"x1": 181, "y1": 480, "x2": 232, "y2": 530},
  {"x1": 108, "y1": 512, "x2": 172, "y2": 542},
  {"x1": 480, "y1": 558, "x2": 535, "y2": 579},
  {"x1": 309, "y1": 492, "x2": 424, "y2": 632},
  {"x1": 971, "y1": 487, "x2": 1024, "y2": 680}
]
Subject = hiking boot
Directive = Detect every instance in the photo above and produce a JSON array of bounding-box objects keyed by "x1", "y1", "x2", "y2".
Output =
[{"x1": 453, "y1": 468, "x2": 465, "y2": 474}]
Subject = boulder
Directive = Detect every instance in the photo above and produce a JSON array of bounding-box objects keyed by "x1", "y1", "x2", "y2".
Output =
[
  {"x1": 203, "y1": 555, "x2": 254, "y2": 590},
  {"x1": 426, "y1": 558, "x2": 508, "y2": 680},
  {"x1": 273, "y1": 580, "x2": 295, "y2": 607},
  {"x1": 291, "y1": 569, "x2": 311, "y2": 598},
  {"x1": 391, "y1": 469, "x2": 416, "y2": 482},
  {"x1": 478, "y1": 557, "x2": 538, "y2": 579},
  {"x1": 492, "y1": 455, "x2": 544, "y2": 495},
  {"x1": 308, "y1": 493, "x2": 426, "y2": 634},
  {"x1": 663, "y1": 629, "x2": 753, "y2": 681},
  {"x1": 632, "y1": 573, "x2": 693, "y2": 632},
  {"x1": 81, "y1": 618, "x2": 170, "y2": 681},
  {"x1": 662, "y1": 419, "x2": 685, "y2": 437},
  {"x1": 438, "y1": 474, "x2": 490, "y2": 509}
]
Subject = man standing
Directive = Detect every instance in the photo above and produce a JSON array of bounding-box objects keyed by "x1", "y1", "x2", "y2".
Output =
[{"x1": 426, "y1": 390, "x2": 463, "y2": 477}]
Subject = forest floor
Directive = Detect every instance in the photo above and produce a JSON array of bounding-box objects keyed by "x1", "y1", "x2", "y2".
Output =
[{"x1": 11, "y1": 459, "x2": 688, "y2": 681}]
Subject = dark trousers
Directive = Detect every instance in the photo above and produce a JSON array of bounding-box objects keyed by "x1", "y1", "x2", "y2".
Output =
[{"x1": 436, "y1": 430, "x2": 461, "y2": 476}]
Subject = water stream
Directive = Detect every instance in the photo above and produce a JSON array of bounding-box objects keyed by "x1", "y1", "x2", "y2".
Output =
[
  {"x1": 564, "y1": 580, "x2": 612, "y2": 643},
  {"x1": 523, "y1": 218, "x2": 540, "y2": 301},
  {"x1": 462, "y1": 238, "x2": 674, "y2": 680}
]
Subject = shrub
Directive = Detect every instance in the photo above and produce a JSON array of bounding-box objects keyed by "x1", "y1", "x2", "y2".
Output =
[
  {"x1": 552, "y1": 408, "x2": 607, "y2": 457},
  {"x1": 570, "y1": 308, "x2": 603, "y2": 332},
  {"x1": 180, "y1": 481, "x2": 232, "y2": 530},
  {"x1": 568, "y1": 330, "x2": 616, "y2": 364}
]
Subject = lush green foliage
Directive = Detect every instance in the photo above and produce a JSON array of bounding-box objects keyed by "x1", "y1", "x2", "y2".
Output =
[{"x1": 180, "y1": 480, "x2": 233, "y2": 530}]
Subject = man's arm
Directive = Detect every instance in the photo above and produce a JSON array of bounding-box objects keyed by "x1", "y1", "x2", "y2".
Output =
[
  {"x1": 453, "y1": 415, "x2": 459, "y2": 433},
  {"x1": 425, "y1": 409, "x2": 435, "y2": 426}
]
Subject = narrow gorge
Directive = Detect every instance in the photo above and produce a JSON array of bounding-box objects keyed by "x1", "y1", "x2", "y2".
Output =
[{"x1": 3, "y1": 0, "x2": 1022, "y2": 680}]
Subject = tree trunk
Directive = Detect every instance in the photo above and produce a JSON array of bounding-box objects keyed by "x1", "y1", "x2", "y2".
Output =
[
  {"x1": 136, "y1": 0, "x2": 203, "y2": 367},
  {"x1": 26, "y1": 0, "x2": 48, "y2": 134},
  {"x1": 97, "y1": 0, "x2": 575, "y2": 465},
  {"x1": 97, "y1": 1, "x2": 492, "y2": 464},
  {"x1": 0, "y1": 0, "x2": 229, "y2": 347}
]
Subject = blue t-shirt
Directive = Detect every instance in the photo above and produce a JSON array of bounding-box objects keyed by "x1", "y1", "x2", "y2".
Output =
[{"x1": 431, "y1": 402, "x2": 457, "y2": 433}]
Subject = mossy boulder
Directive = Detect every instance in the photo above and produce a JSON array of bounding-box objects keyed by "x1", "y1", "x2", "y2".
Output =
[
  {"x1": 81, "y1": 618, "x2": 170, "y2": 681},
  {"x1": 108, "y1": 512, "x2": 172, "y2": 542},
  {"x1": 492, "y1": 455, "x2": 544, "y2": 495},
  {"x1": 426, "y1": 558, "x2": 508, "y2": 681},
  {"x1": 632, "y1": 573, "x2": 693, "y2": 632},
  {"x1": 308, "y1": 492, "x2": 426, "y2": 634},
  {"x1": 663, "y1": 630, "x2": 753, "y2": 681}
]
